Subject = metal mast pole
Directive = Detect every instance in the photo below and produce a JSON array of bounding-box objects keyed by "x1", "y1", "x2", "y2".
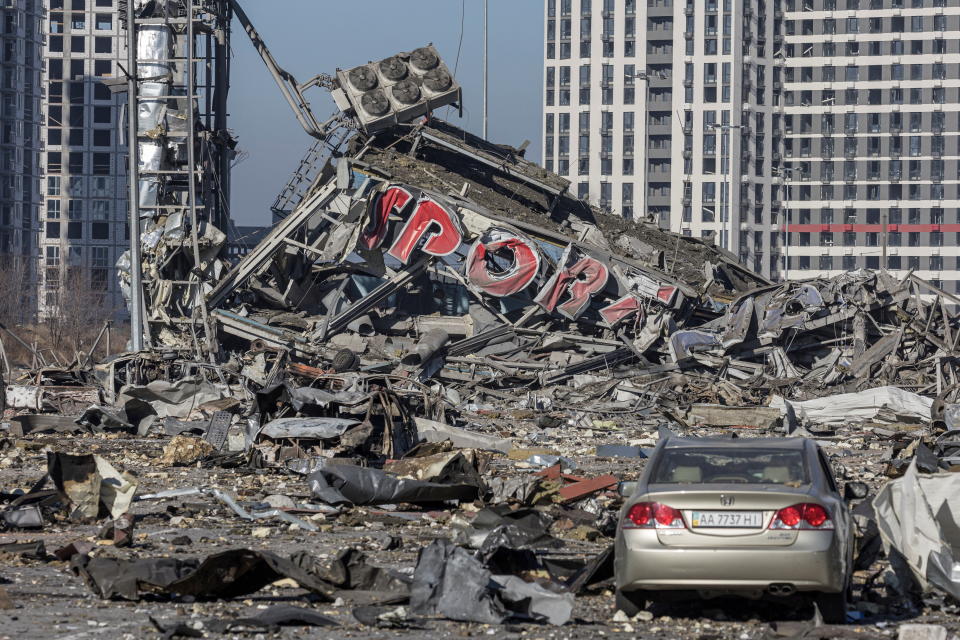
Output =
[
  {"x1": 482, "y1": 0, "x2": 489, "y2": 139},
  {"x1": 126, "y1": 0, "x2": 143, "y2": 351},
  {"x1": 186, "y1": 0, "x2": 216, "y2": 359}
]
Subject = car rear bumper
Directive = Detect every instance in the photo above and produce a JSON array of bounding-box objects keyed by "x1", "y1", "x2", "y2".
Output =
[{"x1": 615, "y1": 530, "x2": 847, "y2": 594}]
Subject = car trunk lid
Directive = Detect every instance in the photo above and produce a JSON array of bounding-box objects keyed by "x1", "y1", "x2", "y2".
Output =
[{"x1": 644, "y1": 486, "x2": 813, "y2": 547}]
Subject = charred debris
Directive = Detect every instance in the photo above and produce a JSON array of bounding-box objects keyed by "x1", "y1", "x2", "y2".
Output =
[{"x1": 96, "y1": 111, "x2": 960, "y2": 429}]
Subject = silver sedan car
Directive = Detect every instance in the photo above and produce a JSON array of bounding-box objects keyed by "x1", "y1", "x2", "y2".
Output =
[{"x1": 614, "y1": 436, "x2": 865, "y2": 623}]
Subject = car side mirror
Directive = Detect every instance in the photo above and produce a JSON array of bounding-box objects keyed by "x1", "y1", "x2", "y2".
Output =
[
  {"x1": 843, "y1": 481, "x2": 869, "y2": 501},
  {"x1": 618, "y1": 481, "x2": 638, "y2": 497}
]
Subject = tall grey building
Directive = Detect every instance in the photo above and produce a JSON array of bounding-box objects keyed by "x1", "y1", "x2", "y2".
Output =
[
  {"x1": 0, "y1": 0, "x2": 43, "y2": 316},
  {"x1": 543, "y1": 0, "x2": 778, "y2": 277},
  {"x1": 543, "y1": 0, "x2": 960, "y2": 288},
  {"x1": 38, "y1": 0, "x2": 128, "y2": 316},
  {"x1": 780, "y1": 0, "x2": 960, "y2": 293}
]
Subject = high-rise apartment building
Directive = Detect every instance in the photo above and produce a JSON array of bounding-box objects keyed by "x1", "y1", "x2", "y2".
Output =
[
  {"x1": 39, "y1": 0, "x2": 127, "y2": 316},
  {"x1": 780, "y1": 0, "x2": 960, "y2": 293},
  {"x1": 543, "y1": 0, "x2": 960, "y2": 288},
  {"x1": 0, "y1": 0, "x2": 43, "y2": 317}
]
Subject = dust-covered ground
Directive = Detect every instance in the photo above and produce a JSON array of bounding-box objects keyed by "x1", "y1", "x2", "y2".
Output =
[{"x1": 1, "y1": 418, "x2": 957, "y2": 640}]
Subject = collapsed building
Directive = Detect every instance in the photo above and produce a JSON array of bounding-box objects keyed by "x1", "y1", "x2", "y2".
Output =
[
  {"x1": 117, "y1": 98, "x2": 960, "y2": 411},
  {"x1": 116, "y1": 42, "x2": 767, "y2": 393},
  {"x1": 98, "y1": 33, "x2": 960, "y2": 443}
]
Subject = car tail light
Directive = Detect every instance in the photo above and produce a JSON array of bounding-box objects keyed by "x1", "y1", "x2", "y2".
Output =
[
  {"x1": 770, "y1": 503, "x2": 834, "y2": 530},
  {"x1": 624, "y1": 502, "x2": 686, "y2": 529}
]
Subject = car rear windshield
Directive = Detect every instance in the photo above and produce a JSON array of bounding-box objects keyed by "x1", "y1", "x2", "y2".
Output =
[{"x1": 651, "y1": 448, "x2": 809, "y2": 485}]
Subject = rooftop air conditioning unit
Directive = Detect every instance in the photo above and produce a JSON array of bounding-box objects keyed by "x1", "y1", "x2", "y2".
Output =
[{"x1": 335, "y1": 45, "x2": 462, "y2": 134}]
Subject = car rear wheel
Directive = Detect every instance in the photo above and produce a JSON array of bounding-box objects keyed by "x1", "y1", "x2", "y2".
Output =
[
  {"x1": 615, "y1": 589, "x2": 649, "y2": 617},
  {"x1": 815, "y1": 589, "x2": 848, "y2": 624}
]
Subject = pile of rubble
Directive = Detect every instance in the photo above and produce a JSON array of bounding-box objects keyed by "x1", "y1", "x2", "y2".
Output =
[{"x1": 113, "y1": 108, "x2": 960, "y2": 422}]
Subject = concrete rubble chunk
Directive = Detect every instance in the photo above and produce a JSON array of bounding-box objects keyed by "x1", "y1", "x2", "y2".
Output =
[{"x1": 897, "y1": 624, "x2": 949, "y2": 640}]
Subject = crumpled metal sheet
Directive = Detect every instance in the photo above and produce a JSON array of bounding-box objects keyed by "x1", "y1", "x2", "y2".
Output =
[
  {"x1": 153, "y1": 606, "x2": 338, "y2": 636},
  {"x1": 873, "y1": 461, "x2": 960, "y2": 599},
  {"x1": 136, "y1": 24, "x2": 171, "y2": 79},
  {"x1": 771, "y1": 386, "x2": 933, "y2": 426},
  {"x1": 307, "y1": 464, "x2": 479, "y2": 506},
  {"x1": 138, "y1": 81, "x2": 167, "y2": 133},
  {"x1": 8, "y1": 414, "x2": 86, "y2": 437},
  {"x1": 410, "y1": 538, "x2": 506, "y2": 624},
  {"x1": 70, "y1": 548, "x2": 340, "y2": 601},
  {"x1": 463, "y1": 506, "x2": 561, "y2": 552},
  {"x1": 668, "y1": 330, "x2": 720, "y2": 362},
  {"x1": 76, "y1": 405, "x2": 133, "y2": 432},
  {"x1": 139, "y1": 140, "x2": 163, "y2": 171},
  {"x1": 383, "y1": 449, "x2": 485, "y2": 485},
  {"x1": 118, "y1": 377, "x2": 226, "y2": 420},
  {"x1": 413, "y1": 417, "x2": 513, "y2": 453},
  {"x1": 408, "y1": 538, "x2": 572, "y2": 626},
  {"x1": 287, "y1": 386, "x2": 369, "y2": 411},
  {"x1": 493, "y1": 574, "x2": 574, "y2": 625},
  {"x1": 257, "y1": 417, "x2": 361, "y2": 441},
  {"x1": 1, "y1": 504, "x2": 44, "y2": 529},
  {"x1": 47, "y1": 452, "x2": 139, "y2": 521}
]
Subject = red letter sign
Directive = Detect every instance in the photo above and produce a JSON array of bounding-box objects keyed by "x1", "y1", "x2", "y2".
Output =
[
  {"x1": 386, "y1": 196, "x2": 463, "y2": 264},
  {"x1": 465, "y1": 228, "x2": 541, "y2": 297},
  {"x1": 600, "y1": 295, "x2": 643, "y2": 325},
  {"x1": 360, "y1": 186, "x2": 412, "y2": 250},
  {"x1": 533, "y1": 247, "x2": 610, "y2": 319}
]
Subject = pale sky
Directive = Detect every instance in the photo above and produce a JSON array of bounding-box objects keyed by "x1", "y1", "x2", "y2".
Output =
[{"x1": 228, "y1": 0, "x2": 544, "y2": 226}]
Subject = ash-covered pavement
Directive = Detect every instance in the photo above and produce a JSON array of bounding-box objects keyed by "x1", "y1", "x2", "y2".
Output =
[{"x1": 1, "y1": 417, "x2": 957, "y2": 640}]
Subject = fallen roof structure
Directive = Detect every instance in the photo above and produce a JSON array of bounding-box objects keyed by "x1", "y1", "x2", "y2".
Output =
[
  {"x1": 114, "y1": 42, "x2": 960, "y2": 407},
  {"x1": 131, "y1": 109, "x2": 771, "y2": 391}
]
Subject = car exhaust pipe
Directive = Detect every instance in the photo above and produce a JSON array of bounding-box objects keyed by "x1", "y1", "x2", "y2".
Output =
[{"x1": 768, "y1": 583, "x2": 797, "y2": 597}]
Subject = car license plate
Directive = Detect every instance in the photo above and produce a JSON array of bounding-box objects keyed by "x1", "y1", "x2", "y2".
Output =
[{"x1": 691, "y1": 511, "x2": 763, "y2": 528}]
